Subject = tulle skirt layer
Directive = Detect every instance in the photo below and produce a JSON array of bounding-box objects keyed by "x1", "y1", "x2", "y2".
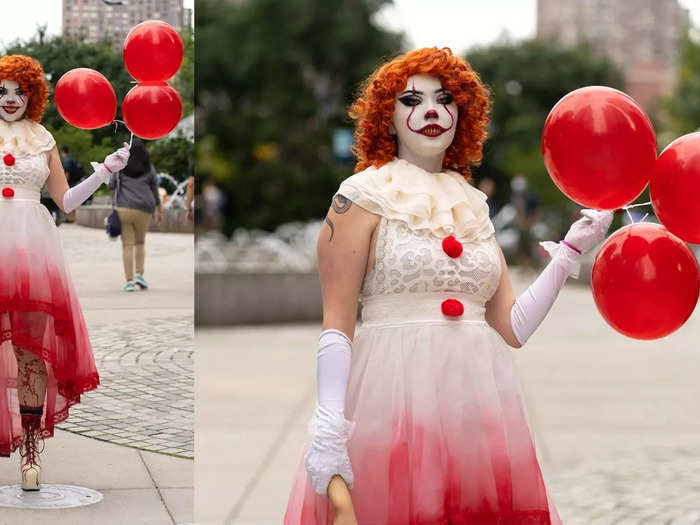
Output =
[
  {"x1": 0, "y1": 197, "x2": 99, "y2": 456},
  {"x1": 285, "y1": 293, "x2": 560, "y2": 524}
]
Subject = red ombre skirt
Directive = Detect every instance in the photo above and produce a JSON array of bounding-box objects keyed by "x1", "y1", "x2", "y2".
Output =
[
  {"x1": 284, "y1": 294, "x2": 561, "y2": 524},
  {"x1": 0, "y1": 191, "x2": 99, "y2": 457}
]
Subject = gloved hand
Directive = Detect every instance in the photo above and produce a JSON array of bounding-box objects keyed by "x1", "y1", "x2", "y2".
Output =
[
  {"x1": 63, "y1": 143, "x2": 131, "y2": 213},
  {"x1": 304, "y1": 405, "x2": 355, "y2": 496},
  {"x1": 563, "y1": 209, "x2": 614, "y2": 254},
  {"x1": 510, "y1": 208, "x2": 614, "y2": 345},
  {"x1": 104, "y1": 142, "x2": 131, "y2": 173},
  {"x1": 304, "y1": 329, "x2": 355, "y2": 496},
  {"x1": 91, "y1": 142, "x2": 131, "y2": 183}
]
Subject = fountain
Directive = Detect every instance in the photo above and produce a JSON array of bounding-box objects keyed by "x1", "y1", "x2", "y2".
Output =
[
  {"x1": 76, "y1": 172, "x2": 193, "y2": 233},
  {"x1": 195, "y1": 221, "x2": 324, "y2": 325}
]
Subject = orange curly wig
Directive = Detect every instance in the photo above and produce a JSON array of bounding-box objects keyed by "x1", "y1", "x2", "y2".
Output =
[
  {"x1": 0, "y1": 55, "x2": 49, "y2": 122},
  {"x1": 349, "y1": 47, "x2": 491, "y2": 178}
]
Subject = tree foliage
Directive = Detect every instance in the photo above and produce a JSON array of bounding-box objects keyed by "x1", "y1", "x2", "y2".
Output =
[
  {"x1": 150, "y1": 136, "x2": 194, "y2": 185},
  {"x1": 173, "y1": 27, "x2": 195, "y2": 118},
  {"x1": 196, "y1": 0, "x2": 404, "y2": 233},
  {"x1": 465, "y1": 39, "x2": 624, "y2": 211},
  {"x1": 663, "y1": 28, "x2": 700, "y2": 137},
  {"x1": 3, "y1": 27, "x2": 195, "y2": 182}
]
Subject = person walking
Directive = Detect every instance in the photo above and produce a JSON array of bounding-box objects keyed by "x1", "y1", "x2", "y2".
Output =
[{"x1": 107, "y1": 138, "x2": 163, "y2": 292}]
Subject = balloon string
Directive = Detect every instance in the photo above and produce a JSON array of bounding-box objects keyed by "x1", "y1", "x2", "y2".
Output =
[
  {"x1": 622, "y1": 201, "x2": 652, "y2": 210},
  {"x1": 111, "y1": 120, "x2": 133, "y2": 146},
  {"x1": 619, "y1": 200, "x2": 652, "y2": 224}
]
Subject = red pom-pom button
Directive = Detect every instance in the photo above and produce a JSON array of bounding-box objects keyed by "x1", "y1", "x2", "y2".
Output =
[
  {"x1": 442, "y1": 235, "x2": 463, "y2": 258},
  {"x1": 3, "y1": 154, "x2": 15, "y2": 166},
  {"x1": 2, "y1": 187, "x2": 14, "y2": 198},
  {"x1": 441, "y1": 298, "x2": 464, "y2": 317}
]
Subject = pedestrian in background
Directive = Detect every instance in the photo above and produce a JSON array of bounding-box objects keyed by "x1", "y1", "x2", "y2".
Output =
[{"x1": 107, "y1": 138, "x2": 163, "y2": 292}]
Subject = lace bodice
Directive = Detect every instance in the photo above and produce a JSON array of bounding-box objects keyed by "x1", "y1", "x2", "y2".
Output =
[
  {"x1": 361, "y1": 217, "x2": 502, "y2": 306},
  {"x1": 0, "y1": 152, "x2": 50, "y2": 190},
  {"x1": 0, "y1": 120, "x2": 54, "y2": 191}
]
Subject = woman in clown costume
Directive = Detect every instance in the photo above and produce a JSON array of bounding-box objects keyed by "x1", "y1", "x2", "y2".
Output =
[
  {"x1": 0, "y1": 55, "x2": 129, "y2": 491},
  {"x1": 285, "y1": 47, "x2": 613, "y2": 524}
]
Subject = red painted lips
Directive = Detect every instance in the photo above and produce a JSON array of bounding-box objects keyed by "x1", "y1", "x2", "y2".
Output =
[{"x1": 417, "y1": 124, "x2": 447, "y2": 137}]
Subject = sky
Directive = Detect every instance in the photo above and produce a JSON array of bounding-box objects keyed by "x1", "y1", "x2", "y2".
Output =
[
  {"x1": 0, "y1": 0, "x2": 194, "y2": 49},
  {"x1": 2, "y1": 0, "x2": 699, "y2": 52},
  {"x1": 376, "y1": 0, "x2": 700, "y2": 54}
]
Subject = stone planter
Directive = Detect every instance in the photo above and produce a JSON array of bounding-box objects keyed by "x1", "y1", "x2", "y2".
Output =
[{"x1": 195, "y1": 271, "x2": 322, "y2": 325}]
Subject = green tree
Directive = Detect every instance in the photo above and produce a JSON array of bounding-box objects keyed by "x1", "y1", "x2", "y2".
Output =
[
  {"x1": 465, "y1": 39, "x2": 624, "y2": 212},
  {"x1": 150, "y1": 136, "x2": 194, "y2": 185},
  {"x1": 3, "y1": 28, "x2": 133, "y2": 146},
  {"x1": 3, "y1": 27, "x2": 195, "y2": 190},
  {"x1": 196, "y1": 0, "x2": 403, "y2": 233},
  {"x1": 663, "y1": 28, "x2": 700, "y2": 137},
  {"x1": 173, "y1": 26, "x2": 194, "y2": 118}
]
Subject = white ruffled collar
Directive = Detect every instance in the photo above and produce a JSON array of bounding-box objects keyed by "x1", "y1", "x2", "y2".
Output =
[
  {"x1": 337, "y1": 158, "x2": 494, "y2": 241},
  {"x1": 0, "y1": 119, "x2": 55, "y2": 158}
]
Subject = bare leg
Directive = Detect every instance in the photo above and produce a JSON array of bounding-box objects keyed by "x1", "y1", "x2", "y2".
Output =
[{"x1": 13, "y1": 346, "x2": 46, "y2": 490}]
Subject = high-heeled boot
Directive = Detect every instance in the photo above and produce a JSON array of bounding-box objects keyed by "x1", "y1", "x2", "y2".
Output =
[{"x1": 19, "y1": 406, "x2": 44, "y2": 491}]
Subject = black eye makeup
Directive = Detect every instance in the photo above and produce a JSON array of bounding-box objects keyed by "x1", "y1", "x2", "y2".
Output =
[
  {"x1": 0, "y1": 87, "x2": 7, "y2": 95},
  {"x1": 15, "y1": 89, "x2": 23, "y2": 96},
  {"x1": 437, "y1": 92, "x2": 453, "y2": 105},
  {"x1": 398, "y1": 88, "x2": 454, "y2": 107},
  {"x1": 398, "y1": 94, "x2": 422, "y2": 107}
]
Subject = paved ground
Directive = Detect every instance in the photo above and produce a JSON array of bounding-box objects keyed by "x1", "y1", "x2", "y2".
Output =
[
  {"x1": 0, "y1": 222, "x2": 194, "y2": 524},
  {"x1": 59, "y1": 317, "x2": 194, "y2": 458},
  {"x1": 196, "y1": 269, "x2": 700, "y2": 525}
]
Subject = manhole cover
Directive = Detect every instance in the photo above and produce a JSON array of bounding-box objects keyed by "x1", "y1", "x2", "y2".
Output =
[{"x1": 0, "y1": 484, "x2": 103, "y2": 509}]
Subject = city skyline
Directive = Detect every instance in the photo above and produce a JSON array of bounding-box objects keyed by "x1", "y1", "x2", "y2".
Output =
[
  {"x1": 0, "y1": 0, "x2": 194, "y2": 49},
  {"x1": 63, "y1": 0, "x2": 192, "y2": 52}
]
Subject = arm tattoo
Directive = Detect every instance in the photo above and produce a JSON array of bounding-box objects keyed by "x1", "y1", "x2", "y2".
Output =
[
  {"x1": 324, "y1": 216, "x2": 335, "y2": 241},
  {"x1": 332, "y1": 194, "x2": 352, "y2": 214}
]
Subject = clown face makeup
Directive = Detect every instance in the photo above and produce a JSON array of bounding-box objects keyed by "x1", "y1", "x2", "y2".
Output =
[
  {"x1": 392, "y1": 74, "x2": 457, "y2": 172},
  {"x1": 0, "y1": 79, "x2": 28, "y2": 122}
]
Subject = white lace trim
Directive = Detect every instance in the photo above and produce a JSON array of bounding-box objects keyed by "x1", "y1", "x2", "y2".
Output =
[
  {"x1": 337, "y1": 158, "x2": 494, "y2": 242},
  {"x1": 0, "y1": 119, "x2": 55, "y2": 158},
  {"x1": 304, "y1": 405, "x2": 355, "y2": 495}
]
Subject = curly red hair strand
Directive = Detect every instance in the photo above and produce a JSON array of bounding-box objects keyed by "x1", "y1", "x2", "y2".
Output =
[
  {"x1": 349, "y1": 47, "x2": 491, "y2": 179},
  {"x1": 0, "y1": 55, "x2": 49, "y2": 123}
]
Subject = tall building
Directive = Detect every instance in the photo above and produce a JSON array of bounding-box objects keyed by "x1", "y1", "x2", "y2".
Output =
[
  {"x1": 537, "y1": 0, "x2": 689, "y2": 113},
  {"x1": 62, "y1": 0, "x2": 193, "y2": 53}
]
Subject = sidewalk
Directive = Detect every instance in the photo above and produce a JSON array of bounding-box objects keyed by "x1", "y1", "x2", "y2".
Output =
[
  {"x1": 0, "y1": 223, "x2": 194, "y2": 525},
  {"x1": 196, "y1": 270, "x2": 700, "y2": 524}
]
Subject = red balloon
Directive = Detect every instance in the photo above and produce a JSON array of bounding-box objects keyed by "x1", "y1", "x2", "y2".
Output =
[
  {"x1": 122, "y1": 82, "x2": 182, "y2": 140},
  {"x1": 592, "y1": 223, "x2": 699, "y2": 340},
  {"x1": 542, "y1": 86, "x2": 657, "y2": 210},
  {"x1": 54, "y1": 68, "x2": 116, "y2": 129},
  {"x1": 650, "y1": 132, "x2": 700, "y2": 244},
  {"x1": 123, "y1": 20, "x2": 184, "y2": 82}
]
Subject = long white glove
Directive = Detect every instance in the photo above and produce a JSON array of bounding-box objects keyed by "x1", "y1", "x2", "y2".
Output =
[
  {"x1": 304, "y1": 329, "x2": 355, "y2": 496},
  {"x1": 62, "y1": 143, "x2": 130, "y2": 213},
  {"x1": 510, "y1": 209, "x2": 613, "y2": 345}
]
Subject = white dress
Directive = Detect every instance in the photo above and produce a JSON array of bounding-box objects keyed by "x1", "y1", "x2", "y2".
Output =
[
  {"x1": 0, "y1": 119, "x2": 98, "y2": 457},
  {"x1": 285, "y1": 159, "x2": 560, "y2": 524}
]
